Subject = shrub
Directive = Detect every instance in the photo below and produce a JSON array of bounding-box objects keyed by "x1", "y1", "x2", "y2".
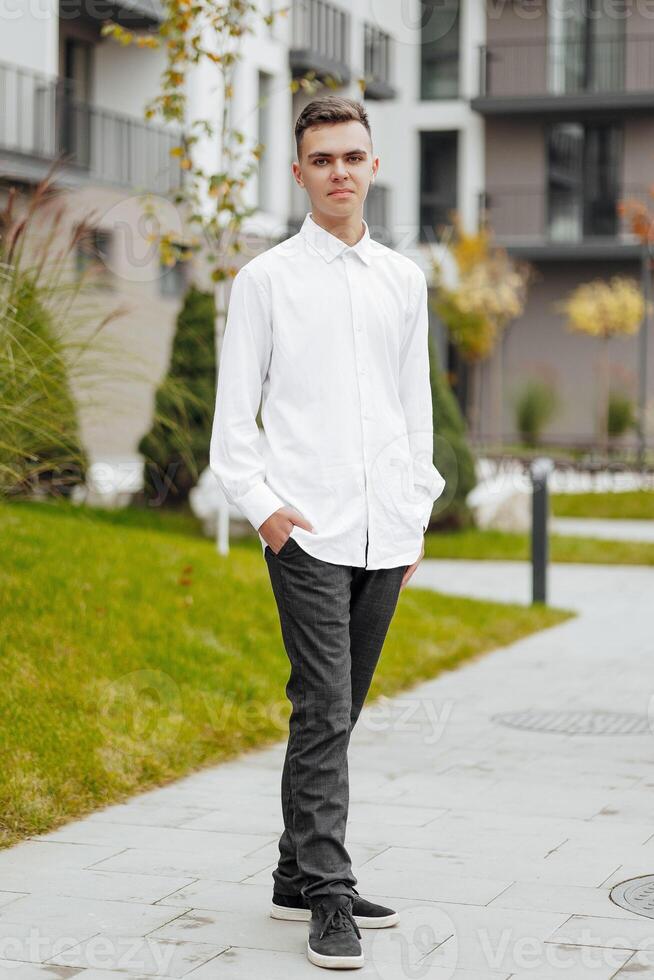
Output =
[
  {"x1": 0, "y1": 178, "x2": 120, "y2": 497},
  {"x1": 428, "y1": 335, "x2": 477, "y2": 530},
  {"x1": 514, "y1": 380, "x2": 559, "y2": 447},
  {"x1": 607, "y1": 391, "x2": 636, "y2": 441},
  {"x1": 0, "y1": 273, "x2": 88, "y2": 495},
  {"x1": 138, "y1": 286, "x2": 217, "y2": 506}
]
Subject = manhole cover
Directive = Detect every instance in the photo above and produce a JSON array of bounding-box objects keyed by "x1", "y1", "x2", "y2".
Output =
[
  {"x1": 610, "y1": 876, "x2": 654, "y2": 919},
  {"x1": 491, "y1": 711, "x2": 650, "y2": 735}
]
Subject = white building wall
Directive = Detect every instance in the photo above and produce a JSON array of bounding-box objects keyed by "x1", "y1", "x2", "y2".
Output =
[
  {"x1": 92, "y1": 40, "x2": 168, "y2": 120},
  {"x1": 0, "y1": 0, "x2": 59, "y2": 74}
]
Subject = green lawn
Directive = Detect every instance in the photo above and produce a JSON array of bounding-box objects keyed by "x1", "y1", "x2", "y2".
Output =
[
  {"x1": 424, "y1": 526, "x2": 654, "y2": 564},
  {"x1": 0, "y1": 498, "x2": 572, "y2": 849},
  {"x1": 551, "y1": 490, "x2": 654, "y2": 520}
]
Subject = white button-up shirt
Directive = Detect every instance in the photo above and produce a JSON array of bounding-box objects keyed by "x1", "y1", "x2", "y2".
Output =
[{"x1": 209, "y1": 210, "x2": 446, "y2": 569}]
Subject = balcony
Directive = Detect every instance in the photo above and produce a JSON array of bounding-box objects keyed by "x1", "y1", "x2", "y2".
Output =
[
  {"x1": 362, "y1": 23, "x2": 396, "y2": 100},
  {"x1": 289, "y1": 0, "x2": 350, "y2": 86},
  {"x1": 0, "y1": 61, "x2": 182, "y2": 193},
  {"x1": 473, "y1": 36, "x2": 654, "y2": 115},
  {"x1": 59, "y1": 0, "x2": 164, "y2": 28},
  {"x1": 479, "y1": 185, "x2": 648, "y2": 259}
]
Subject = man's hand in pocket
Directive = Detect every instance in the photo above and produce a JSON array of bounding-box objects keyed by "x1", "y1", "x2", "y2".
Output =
[{"x1": 259, "y1": 506, "x2": 314, "y2": 554}]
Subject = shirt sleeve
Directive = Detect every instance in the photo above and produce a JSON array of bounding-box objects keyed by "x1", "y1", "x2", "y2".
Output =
[
  {"x1": 399, "y1": 269, "x2": 447, "y2": 533},
  {"x1": 209, "y1": 265, "x2": 286, "y2": 531}
]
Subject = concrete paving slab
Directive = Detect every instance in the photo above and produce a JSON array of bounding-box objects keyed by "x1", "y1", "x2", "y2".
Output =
[{"x1": 1, "y1": 556, "x2": 652, "y2": 977}]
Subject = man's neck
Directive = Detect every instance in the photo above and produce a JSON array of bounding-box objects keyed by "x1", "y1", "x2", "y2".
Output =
[{"x1": 309, "y1": 208, "x2": 365, "y2": 248}]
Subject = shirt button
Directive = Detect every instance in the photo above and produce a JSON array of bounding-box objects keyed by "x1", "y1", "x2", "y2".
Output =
[{"x1": 359, "y1": 366, "x2": 366, "y2": 375}]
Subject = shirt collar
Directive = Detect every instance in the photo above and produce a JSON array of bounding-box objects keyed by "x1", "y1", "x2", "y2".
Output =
[{"x1": 299, "y1": 211, "x2": 373, "y2": 266}]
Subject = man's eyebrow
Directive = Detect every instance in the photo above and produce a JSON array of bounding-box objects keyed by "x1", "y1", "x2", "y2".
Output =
[{"x1": 306, "y1": 149, "x2": 368, "y2": 158}]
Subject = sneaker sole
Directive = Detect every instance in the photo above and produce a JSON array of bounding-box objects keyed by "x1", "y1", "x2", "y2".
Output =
[
  {"x1": 307, "y1": 939, "x2": 364, "y2": 969},
  {"x1": 271, "y1": 903, "x2": 399, "y2": 929}
]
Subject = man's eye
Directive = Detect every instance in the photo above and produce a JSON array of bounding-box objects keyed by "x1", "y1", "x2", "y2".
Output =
[{"x1": 314, "y1": 156, "x2": 363, "y2": 165}]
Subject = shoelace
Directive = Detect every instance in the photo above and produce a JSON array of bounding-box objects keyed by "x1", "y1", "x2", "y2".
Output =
[{"x1": 318, "y1": 901, "x2": 362, "y2": 941}]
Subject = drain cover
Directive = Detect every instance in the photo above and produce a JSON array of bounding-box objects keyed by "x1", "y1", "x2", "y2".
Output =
[
  {"x1": 492, "y1": 711, "x2": 650, "y2": 735},
  {"x1": 610, "y1": 876, "x2": 654, "y2": 919}
]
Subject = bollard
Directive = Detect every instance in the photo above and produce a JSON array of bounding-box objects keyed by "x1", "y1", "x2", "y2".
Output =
[{"x1": 530, "y1": 456, "x2": 554, "y2": 604}]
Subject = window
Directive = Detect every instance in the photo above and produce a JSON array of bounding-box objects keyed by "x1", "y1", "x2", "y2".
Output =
[
  {"x1": 75, "y1": 227, "x2": 112, "y2": 288},
  {"x1": 419, "y1": 131, "x2": 458, "y2": 242},
  {"x1": 547, "y1": 121, "x2": 622, "y2": 240},
  {"x1": 364, "y1": 23, "x2": 392, "y2": 86},
  {"x1": 548, "y1": 0, "x2": 625, "y2": 95},
  {"x1": 420, "y1": 0, "x2": 460, "y2": 99},
  {"x1": 60, "y1": 39, "x2": 94, "y2": 166}
]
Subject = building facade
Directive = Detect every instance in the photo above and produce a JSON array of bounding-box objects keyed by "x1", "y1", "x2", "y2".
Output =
[
  {"x1": 3, "y1": 0, "x2": 652, "y2": 487},
  {"x1": 471, "y1": 0, "x2": 654, "y2": 449}
]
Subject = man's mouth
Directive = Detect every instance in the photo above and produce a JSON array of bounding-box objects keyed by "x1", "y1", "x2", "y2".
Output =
[{"x1": 329, "y1": 189, "x2": 353, "y2": 196}]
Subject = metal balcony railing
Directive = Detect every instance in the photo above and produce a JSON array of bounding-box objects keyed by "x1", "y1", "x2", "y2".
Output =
[
  {"x1": 478, "y1": 35, "x2": 654, "y2": 99},
  {"x1": 363, "y1": 22, "x2": 395, "y2": 98},
  {"x1": 290, "y1": 0, "x2": 350, "y2": 84},
  {"x1": 0, "y1": 61, "x2": 182, "y2": 193},
  {"x1": 479, "y1": 184, "x2": 650, "y2": 243}
]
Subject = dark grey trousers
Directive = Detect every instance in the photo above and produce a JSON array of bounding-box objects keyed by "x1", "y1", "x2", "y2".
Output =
[{"x1": 264, "y1": 534, "x2": 407, "y2": 908}]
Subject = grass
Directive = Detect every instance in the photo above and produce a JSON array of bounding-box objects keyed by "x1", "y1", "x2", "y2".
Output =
[
  {"x1": 551, "y1": 490, "x2": 654, "y2": 520},
  {"x1": 424, "y1": 526, "x2": 654, "y2": 564},
  {"x1": 0, "y1": 498, "x2": 572, "y2": 849}
]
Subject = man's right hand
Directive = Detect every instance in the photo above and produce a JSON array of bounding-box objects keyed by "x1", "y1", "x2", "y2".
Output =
[{"x1": 259, "y1": 506, "x2": 314, "y2": 554}]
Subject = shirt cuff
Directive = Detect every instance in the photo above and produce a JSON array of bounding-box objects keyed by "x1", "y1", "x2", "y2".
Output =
[
  {"x1": 416, "y1": 467, "x2": 446, "y2": 533},
  {"x1": 234, "y1": 482, "x2": 286, "y2": 531}
]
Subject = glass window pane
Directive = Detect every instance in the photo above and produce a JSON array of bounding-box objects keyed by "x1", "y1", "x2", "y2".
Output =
[{"x1": 421, "y1": 0, "x2": 460, "y2": 99}]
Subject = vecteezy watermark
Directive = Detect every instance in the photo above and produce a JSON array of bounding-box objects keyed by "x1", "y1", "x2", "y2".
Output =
[
  {"x1": 360, "y1": 697, "x2": 455, "y2": 746},
  {"x1": 367, "y1": 429, "x2": 455, "y2": 525},
  {"x1": 96, "y1": 668, "x2": 184, "y2": 747},
  {"x1": 368, "y1": 903, "x2": 458, "y2": 980},
  {"x1": 94, "y1": 670, "x2": 455, "y2": 753},
  {"x1": 93, "y1": 196, "x2": 186, "y2": 284},
  {"x1": 0, "y1": 932, "x2": 179, "y2": 972},
  {"x1": 473, "y1": 924, "x2": 649, "y2": 972}
]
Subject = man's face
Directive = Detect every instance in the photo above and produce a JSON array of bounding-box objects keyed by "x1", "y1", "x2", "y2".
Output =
[{"x1": 292, "y1": 120, "x2": 379, "y2": 217}]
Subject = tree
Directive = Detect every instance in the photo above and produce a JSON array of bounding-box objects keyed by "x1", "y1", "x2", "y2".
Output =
[
  {"x1": 431, "y1": 216, "x2": 531, "y2": 445},
  {"x1": 138, "y1": 286, "x2": 217, "y2": 505},
  {"x1": 555, "y1": 276, "x2": 644, "y2": 455}
]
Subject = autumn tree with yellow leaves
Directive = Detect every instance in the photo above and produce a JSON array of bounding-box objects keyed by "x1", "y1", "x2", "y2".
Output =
[
  {"x1": 432, "y1": 217, "x2": 531, "y2": 443},
  {"x1": 555, "y1": 276, "x2": 646, "y2": 454}
]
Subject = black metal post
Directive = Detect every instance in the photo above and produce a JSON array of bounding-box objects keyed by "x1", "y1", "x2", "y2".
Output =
[
  {"x1": 638, "y1": 243, "x2": 651, "y2": 469},
  {"x1": 531, "y1": 457, "x2": 553, "y2": 604}
]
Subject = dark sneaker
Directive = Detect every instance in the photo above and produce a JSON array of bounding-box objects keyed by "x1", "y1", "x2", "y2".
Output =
[
  {"x1": 271, "y1": 885, "x2": 399, "y2": 929},
  {"x1": 307, "y1": 894, "x2": 364, "y2": 969}
]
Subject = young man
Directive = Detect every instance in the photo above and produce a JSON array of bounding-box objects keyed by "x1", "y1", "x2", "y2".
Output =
[{"x1": 209, "y1": 96, "x2": 446, "y2": 970}]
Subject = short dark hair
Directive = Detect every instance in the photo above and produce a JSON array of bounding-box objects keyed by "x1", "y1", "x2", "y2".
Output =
[{"x1": 294, "y1": 97, "x2": 372, "y2": 161}]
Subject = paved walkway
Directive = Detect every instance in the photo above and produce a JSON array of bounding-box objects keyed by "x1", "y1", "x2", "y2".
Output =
[
  {"x1": 551, "y1": 516, "x2": 654, "y2": 543},
  {"x1": 1, "y1": 558, "x2": 653, "y2": 979}
]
